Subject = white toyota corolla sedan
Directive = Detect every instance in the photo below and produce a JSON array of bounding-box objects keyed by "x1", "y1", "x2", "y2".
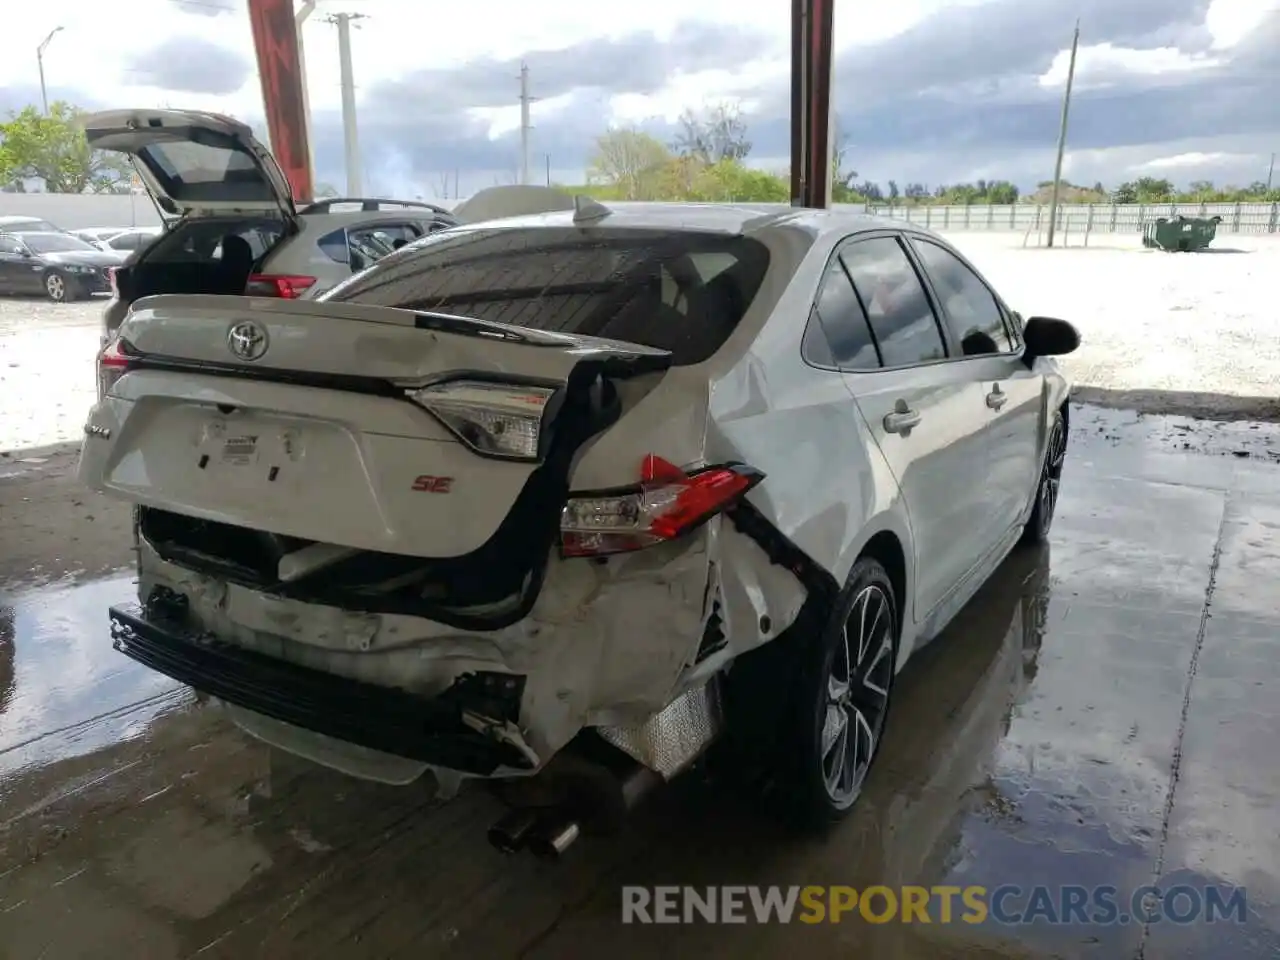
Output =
[{"x1": 79, "y1": 186, "x2": 1078, "y2": 856}]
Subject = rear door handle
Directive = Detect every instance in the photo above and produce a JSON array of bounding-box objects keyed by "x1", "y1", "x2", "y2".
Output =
[
  {"x1": 884, "y1": 408, "x2": 921, "y2": 434},
  {"x1": 985, "y1": 385, "x2": 1008, "y2": 410}
]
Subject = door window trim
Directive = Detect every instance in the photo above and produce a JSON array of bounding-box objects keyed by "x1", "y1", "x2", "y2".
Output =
[{"x1": 902, "y1": 232, "x2": 1024, "y2": 361}]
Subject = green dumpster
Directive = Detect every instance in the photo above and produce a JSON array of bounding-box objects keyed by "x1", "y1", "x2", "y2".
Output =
[{"x1": 1142, "y1": 215, "x2": 1223, "y2": 252}]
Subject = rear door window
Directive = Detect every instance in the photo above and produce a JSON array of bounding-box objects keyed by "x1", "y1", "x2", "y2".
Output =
[
  {"x1": 839, "y1": 236, "x2": 948, "y2": 368},
  {"x1": 802, "y1": 258, "x2": 880, "y2": 371},
  {"x1": 317, "y1": 222, "x2": 424, "y2": 271},
  {"x1": 322, "y1": 227, "x2": 772, "y2": 366}
]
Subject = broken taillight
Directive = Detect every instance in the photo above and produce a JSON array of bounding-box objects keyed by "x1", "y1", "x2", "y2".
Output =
[
  {"x1": 97, "y1": 337, "x2": 130, "y2": 400},
  {"x1": 405, "y1": 380, "x2": 556, "y2": 461},
  {"x1": 245, "y1": 274, "x2": 317, "y2": 298},
  {"x1": 560, "y1": 455, "x2": 764, "y2": 557},
  {"x1": 106, "y1": 267, "x2": 119, "y2": 297}
]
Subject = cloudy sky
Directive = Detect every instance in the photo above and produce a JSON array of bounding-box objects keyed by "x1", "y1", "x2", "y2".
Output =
[{"x1": 0, "y1": 0, "x2": 1275, "y2": 199}]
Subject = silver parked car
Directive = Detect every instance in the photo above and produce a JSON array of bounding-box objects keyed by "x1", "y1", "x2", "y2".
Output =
[{"x1": 81, "y1": 188, "x2": 1078, "y2": 853}]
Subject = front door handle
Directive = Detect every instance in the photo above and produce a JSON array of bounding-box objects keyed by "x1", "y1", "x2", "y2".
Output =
[
  {"x1": 985, "y1": 384, "x2": 1008, "y2": 410},
  {"x1": 884, "y1": 406, "x2": 921, "y2": 434}
]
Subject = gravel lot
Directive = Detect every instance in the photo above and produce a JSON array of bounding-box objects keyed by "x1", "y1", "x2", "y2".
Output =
[
  {"x1": 1, "y1": 231, "x2": 1277, "y2": 454},
  {"x1": 948, "y1": 231, "x2": 1280, "y2": 419},
  {"x1": 0, "y1": 296, "x2": 102, "y2": 453}
]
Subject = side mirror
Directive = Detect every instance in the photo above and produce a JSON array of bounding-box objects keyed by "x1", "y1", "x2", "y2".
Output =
[{"x1": 1022, "y1": 315, "x2": 1079, "y2": 366}]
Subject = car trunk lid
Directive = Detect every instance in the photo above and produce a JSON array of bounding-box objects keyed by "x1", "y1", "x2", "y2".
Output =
[{"x1": 82, "y1": 295, "x2": 672, "y2": 571}]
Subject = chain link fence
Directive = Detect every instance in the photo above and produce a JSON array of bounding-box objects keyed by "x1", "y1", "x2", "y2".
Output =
[{"x1": 865, "y1": 201, "x2": 1280, "y2": 235}]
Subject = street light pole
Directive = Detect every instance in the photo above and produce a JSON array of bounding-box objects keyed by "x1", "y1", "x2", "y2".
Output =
[{"x1": 36, "y1": 26, "x2": 63, "y2": 115}]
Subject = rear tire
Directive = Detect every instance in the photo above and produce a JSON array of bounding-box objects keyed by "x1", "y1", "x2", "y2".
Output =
[
  {"x1": 1021, "y1": 410, "x2": 1067, "y2": 546},
  {"x1": 774, "y1": 557, "x2": 900, "y2": 826}
]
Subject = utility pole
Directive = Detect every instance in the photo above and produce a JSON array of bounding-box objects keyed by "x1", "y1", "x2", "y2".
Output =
[
  {"x1": 518, "y1": 63, "x2": 538, "y2": 185},
  {"x1": 1046, "y1": 20, "x2": 1080, "y2": 249},
  {"x1": 327, "y1": 12, "x2": 369, "y2": 196},
  {"x1": 36, "y1": 26, "x2": 63, "y2": 115},
  {"x1": 1267, "y1": 153, "x2": 1275, "y2": 192},
  {"x1": 545, "y1": 154, "x2": 551, "y2": 187},
  {"x1": 295, "y1": 1, "x2": 317, "y2": 191}
]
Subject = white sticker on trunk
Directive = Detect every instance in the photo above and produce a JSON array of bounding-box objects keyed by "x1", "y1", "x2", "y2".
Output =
[{"x1": 221, "y1": 435, "x2": 259, "y2": 466}]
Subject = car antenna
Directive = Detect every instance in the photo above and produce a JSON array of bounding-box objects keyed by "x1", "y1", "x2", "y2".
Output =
[{"x1": 572, "y1": 195, "x2": 611, "y2": 223}]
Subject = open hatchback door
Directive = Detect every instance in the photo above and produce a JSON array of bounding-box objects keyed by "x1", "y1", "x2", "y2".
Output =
[{"x1": 81, "y1": 109, "x2": 295, "y2": 219}]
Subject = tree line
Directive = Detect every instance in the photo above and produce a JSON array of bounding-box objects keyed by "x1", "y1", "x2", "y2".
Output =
[
  {"x1": 3, "y1": 99, "x2": 1278, "y2": 206},
  {"x1": 568, "y1": 104, "x2": 1280, "y2": 205}
]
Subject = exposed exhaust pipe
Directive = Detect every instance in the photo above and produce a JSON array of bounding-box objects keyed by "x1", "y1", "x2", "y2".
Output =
[
  {"x1": 527, "y1": 815, "x2": 581, "y2": 860},
  {"x1": 486, "y1": 751, "x2": 668, "y2": 859},
  {"x1": 488, "y1": 807, "x2": 542, "y2": 854}
]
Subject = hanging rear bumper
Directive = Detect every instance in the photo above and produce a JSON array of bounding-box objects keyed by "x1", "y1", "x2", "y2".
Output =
[{"x1": 109, "y1": 602, "x2": 539, "y2": 776}]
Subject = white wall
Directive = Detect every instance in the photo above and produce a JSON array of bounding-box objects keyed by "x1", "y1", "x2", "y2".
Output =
[{"x1": 0, "y1": 193, "x2": 166, "y2": 230}]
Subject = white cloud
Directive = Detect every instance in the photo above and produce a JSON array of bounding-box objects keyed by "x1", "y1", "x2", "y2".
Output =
[
  {"x1": 1204, "y1": 0, "x2": 1280, "y2": 49},
  {"x1": 1038, "y1": 42, "x2": 1220, "y2": 89},
  {"x1": 1136, "y1": 151, "x2": 1256, "y2": 171},
  {"x1": 0, "y1": 0, "x2": 946, "y2": 129}
]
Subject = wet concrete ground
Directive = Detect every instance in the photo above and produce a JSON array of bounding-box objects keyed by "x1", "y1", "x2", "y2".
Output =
[{"x1": 1, "y1": 404, "x2": 1277, "y2": 959}]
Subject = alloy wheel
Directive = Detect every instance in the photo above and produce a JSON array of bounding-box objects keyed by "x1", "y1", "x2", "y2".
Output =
[
  {"x1": 45, "y1": 274, "x2": 66, "y2": 302},
  {"x1": 821, "y1": 584, "x2": 895, "y2": 807},
  {"x1": 1037, "y1": 417, "x2": 1067, "y2": 532}
]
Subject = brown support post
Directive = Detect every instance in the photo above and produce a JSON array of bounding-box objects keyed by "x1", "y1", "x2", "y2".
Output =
[
  {"x1": 247, "y1": 0, "x2": 314, "y2": 203},
  {"x1": 790, "y1": 0, "x2": 834, "y2": 208}
]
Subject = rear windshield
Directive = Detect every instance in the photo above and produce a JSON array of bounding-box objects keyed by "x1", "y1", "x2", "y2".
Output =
[
  {"x1": 138, "y1": 139, "x2": 276, "y2": 204},
  {"x1": 321, "y1": 227, "x2": 771, "y2": 365}
]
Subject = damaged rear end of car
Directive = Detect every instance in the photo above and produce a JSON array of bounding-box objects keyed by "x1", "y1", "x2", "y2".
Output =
[{"x1": 79, "y1": 213, "x2": 817, "y2": 855}]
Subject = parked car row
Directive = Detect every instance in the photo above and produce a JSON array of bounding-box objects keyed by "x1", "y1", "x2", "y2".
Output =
[
  {"x1": 2, "y1": 108, "x2": 461, "y2": 308},
  {"x1": 0, "y1": 230, "x2": 127, "y2": 301}
]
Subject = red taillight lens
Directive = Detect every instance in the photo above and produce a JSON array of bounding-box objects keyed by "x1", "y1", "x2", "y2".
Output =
[
  {"x1": 97, "y1": 337, "x2": 130, "y2": 400},
  {"x1": 559, "y1": 456, "x2": 764, "y2": 558},
  {"x1": 245, "y1": 274, "x2": 317, "y2": 298}
]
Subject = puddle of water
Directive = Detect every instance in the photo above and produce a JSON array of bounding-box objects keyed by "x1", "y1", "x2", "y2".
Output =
[
  {"x1": 1073, "y1": 403, "x2": 1280, "y2": 462},
  {"x1": 0, "y1": 572, "x2": 191, "y2": 779}
]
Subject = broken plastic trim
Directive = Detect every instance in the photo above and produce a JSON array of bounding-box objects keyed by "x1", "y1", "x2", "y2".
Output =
[
  {"x1": 725, "y1": 497, "x2": 838, "y2": 607},
  {"x1": 110, "y1": 597, "x2": 536, "y2": 775}
]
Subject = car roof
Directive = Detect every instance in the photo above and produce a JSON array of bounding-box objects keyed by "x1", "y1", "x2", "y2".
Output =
[
  {"x1": 0, "y1": 216, "x2": 50, "y2": 224},
  {"x1": 447, "y1": 200, "x2": 926, "y2": 241},
  {"x1": 17, "y1": 231, "x2": 79, "y2": 240}
]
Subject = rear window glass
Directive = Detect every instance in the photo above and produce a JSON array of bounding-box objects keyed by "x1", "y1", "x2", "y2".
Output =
[
  {"x1": 138, "y1": 139, "x2": 275, "y2": 204},
  {"x1": 321, "y1": 227, "x2": 771, "y2": 365}
]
